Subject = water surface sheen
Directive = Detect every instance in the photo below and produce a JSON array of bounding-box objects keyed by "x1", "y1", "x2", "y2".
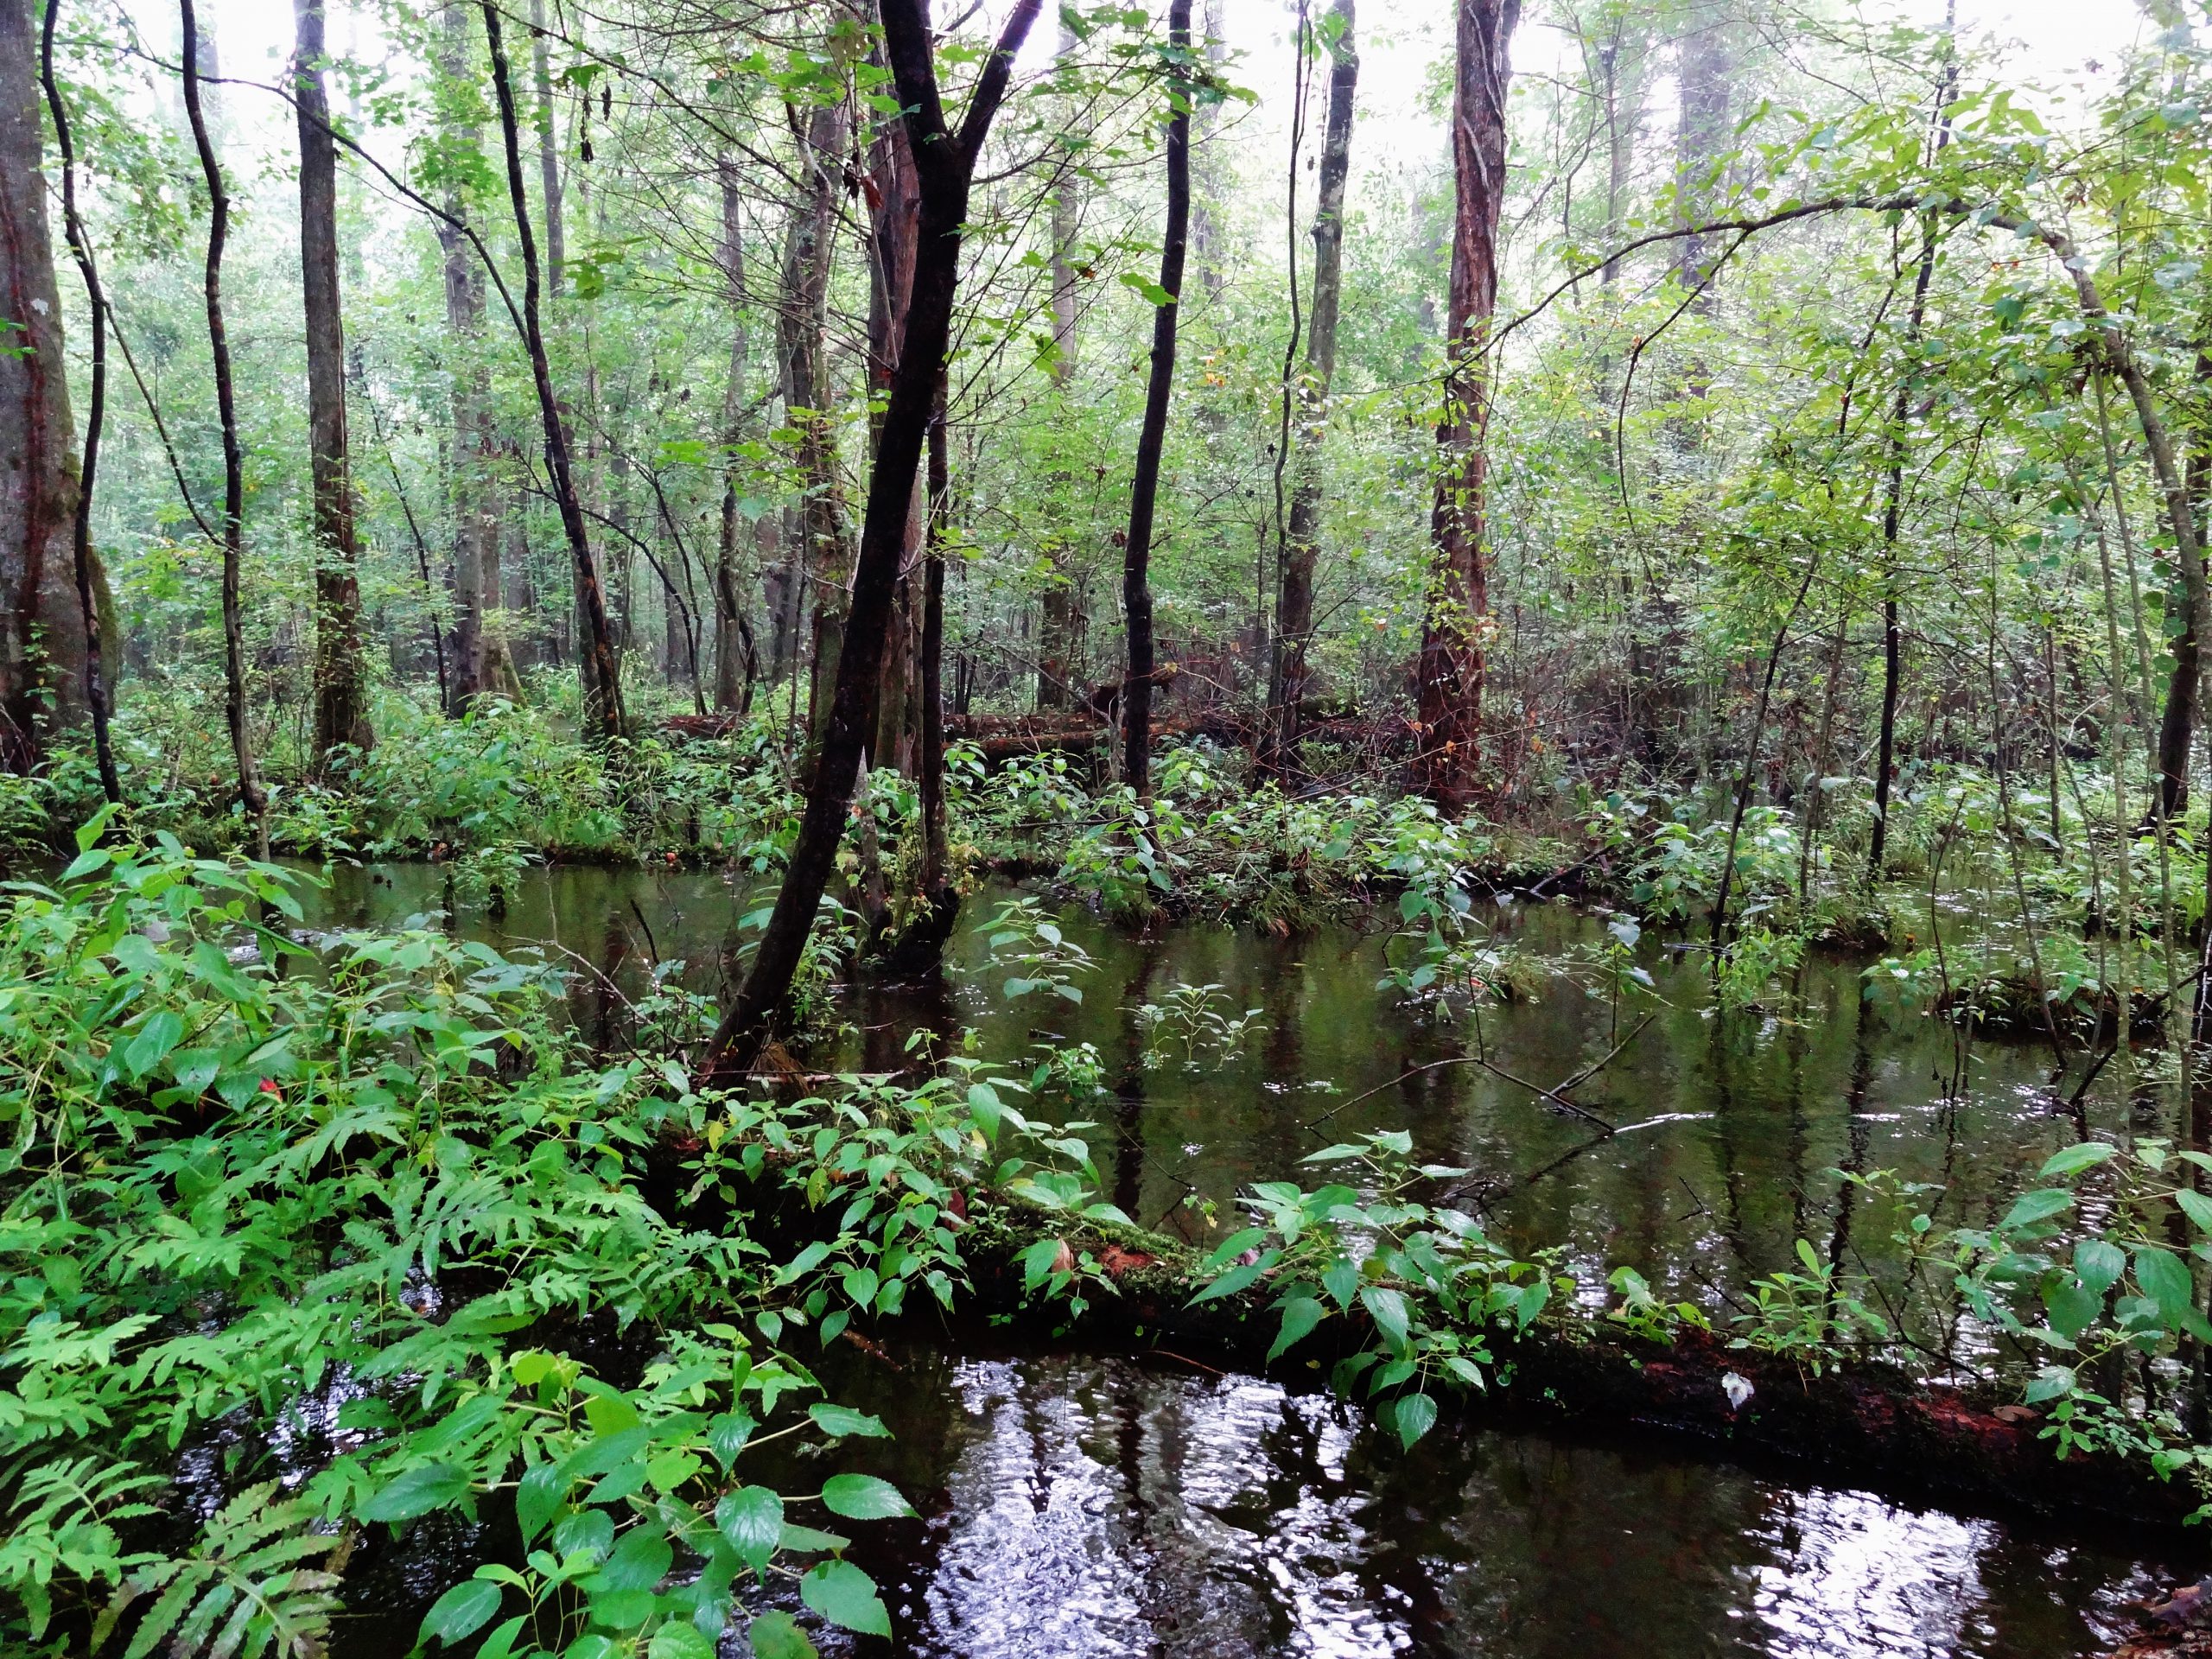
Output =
[{"x1": 308, "y1": 865, "x2": 2182, "y2": 1656}]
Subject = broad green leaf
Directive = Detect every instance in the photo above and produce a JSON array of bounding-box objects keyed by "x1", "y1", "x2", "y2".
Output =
[
  {"x1": 820, "y1": 1473, "x2": 915, "y2": 1520},
  {"x1": 716, "y1": 1485, "x2": 783, "y2": 1571},
  {"x1": 747, "y1": 1611, "x2": 817, "y2": 1659},
  {"x1": 363, "y1": 1462, "x2": 470, "y2": 1523},
  {"x1": 2134, "y1": 1244, "x2": 2194, "y2": 1321},
  {"x1": 1268, "y1": 1295, "x2": 1326, "y2": 1362},
  {"x1": 420, "y1": 1579, "x2": 503, "y2": 1646},
  {"x1": 2038, "y1": 1141, "x2": 2114, "y2": 1179},
  {"x1": 809, "y1": 1403, "x2": 890, "y2": 1439},
  {"x1": 1360, "y1": 1286, "x2": 1411, "y2": 1349},
  {"x1": 516, "y1": 1462, "x2": 565, "y2": 1544},
  {"x1": 801, "y1": 1560, "x2": 890, "y2": 1638},
  {"x1": 1999, "y1": 1188, "x2": 2073, "y2": 1231},
  {"x1": 1393, "y1": 1393, "x2": 1439, "y2": 1449}
]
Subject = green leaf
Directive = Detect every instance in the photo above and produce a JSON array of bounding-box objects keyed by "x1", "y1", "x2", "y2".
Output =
[
  {"x1": 1360, "y1": 1286, "x2": 1411, "y2": 1349},
  {"x1": 516, "y1": 1462, "x2": 565, "y2": 1544},
  {"x1": 820, "y1": 1473, "x2": 914, "y2": 1520},
  {"x1": 716, "y1": 1485, "x2": 784, "y2": 1572},
  {"x1": 2134, "y1": 1244, "x2": 2195, "y2": 1321},
  {"x1": 650, "y1": 1623, "x2": 717, "y2": 1659},
  {"x1": 801, "y1": 1560, "x2": 890, "y2": 1637},
  {"x1": 1999, "y1": 1188, "x2": 2073, "y2": 1230},
  {"x1": 2075, "y1": 1238, "x2": 2126, "y2": 1298},
  {"x1": 2039, "y1": 1141, "x2": 2115, "y2": 1179},
  {"x1": 420, "y1": 1579, "x2": 503, "y2": 1646},
  {"x1": 362, "y1": 1462, "x2": 470, "y2": 1523},
  {"x1": 122, "y1": 1010, "x2": 184, "y2": 1081},
  {"x1": 1393, "y1": 1393, "x2": 1439, "y2": 1449},
  {"x1": 747, "y1": 1611, "x2": 817, "y2": 1659},
  {"x1": 2176, "y1": 1189, "x2": 2212, "y2": 1235},
  {"x1": 1119, "y1": 270, "x2": 1174, "y2": 307},
  {"x1": 809, "y1": 1402, "x2": 890, "y2": 1440},
  {"x1": 594, "y1": 1525, "x2": 673, "y2": 1593},
  {"x1": 1267, "y1": 1296, "x2": 1326, "y2": 1362}
]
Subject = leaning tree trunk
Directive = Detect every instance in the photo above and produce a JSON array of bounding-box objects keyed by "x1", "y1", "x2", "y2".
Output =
[
  {"x1": 2153, "y1": 334, "x2": 2211, "y2": 821},
  {"x1": 1121, "y1": 0, "x2": 1194, "y2": 800},
  {"x1": 438, "y1": 0, "x2": 493, "y2": 712},
  {"x1": 1262, "y1": 0, "x2": 1357, "y2": 779},
  {"x1": 706, "y1": 0, "x2": 1044, "y2": 1074},
  {"x1": 180, "y1": 0, "x2": 266, "y2": 852},
  {"x1": 0, "y1": 0, "x2": 102, "y2": 774},
  {"x1": 1412, "y1": 0, "x2": 1517, "y2": 811},
  {"x1": 481, "y1": 1, "x2": 623, "y2": 741},
  {"x1": 295, "y1": 0, "x2": 373, "y2": 769}
]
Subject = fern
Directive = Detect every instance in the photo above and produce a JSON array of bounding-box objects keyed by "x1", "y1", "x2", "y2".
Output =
[{"x1": 93, "y1": 1484, "x2": 343, "y2": 1659}]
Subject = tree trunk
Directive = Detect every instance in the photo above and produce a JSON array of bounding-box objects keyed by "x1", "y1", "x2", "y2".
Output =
[
  {"x1": 1672, "y1": 10, "x2": 1730, "y2": 302},
  {"x1": 1120, "y1": 0, "x2": 1194, "y2": 800},
  {"x1": 2154, "y1": 337, "x2": 2211, "y2": 821},
  {"x1": 180, "y1": 0, "x2": 267, "y2": 849},
  {"x1": 1037, "y1": 16, "x2": 1082, "y2": 713},
  {"x1": 1262, "y1": 0, "x2": 1357, "y2": 779},
  {"x1": 707, "y1": 0, "x2": 1042, "y2": 1073},
  {"x1": 1412, "y1": 0, "x2": 1517, "y2": 811},
  {"x1": 0, "y1": 0, "x2": 97, "y2": 774},
  {"x1": 481, "y1": 1, "x2": 622, "y2": 740},
  {"x1": 295, "y1": 0, "x2": 373, "y2": 770},
  {"x1": 530, "y1": 0, "x2": 562, "y2": 284},
  {"x1": 438, "y1": 0, "x2": 493, "y2": 713},
  {"x1": 38, "y1": 0, "x2": 118, "y2": 802},
  {"x1": 713, "y1": 151, "x2": 756, "y2": 713},
  {"x1": 867, "y1": 47, "x2": 925, "y2": 781},
  {"x1": 779, "y1": 91, "x2": 850, "y2": 759}
]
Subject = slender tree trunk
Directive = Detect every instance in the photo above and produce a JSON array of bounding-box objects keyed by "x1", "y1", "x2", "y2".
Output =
[
  {"x1": 1597, "y1": 17, "x2": 1639, "y2": 288},
  {"x1": 1262, "y1": 0, "x2": 1357, "y2": 779},
  {"x1": 708, "y1": 0, "x2": 1042, "y2": 1072},
  {"x1": 1869, "y1": 37, "x2": 1954, "y2": 879},
  {"x1": 1672, "y1": 10, "x2": 1730, "y2": 302},
  {"x1": 180, "y1": 0, "x2": 266, "y2": 851},
  {"x1": 1412, "y1": 0, "x2": 1517, "y2": 810},
  {"x1": 1189, "y1": 0, "x2": 1230, "y2": 302},
  {"x1": 714, "y1": 152, "x2": 756, "y2": 713},
  {"x1": 1121, "y1": 0, "x2": 1194, "y2": 799},
  {"x1": 1037, "y1": 16, "x2": 1082, "y2": 713},
  {"x1": 2154, "y1": 336, "x2": 2211, "y2": 820},
  {"x1": 779, "y1": 93, "x2": 850, "y2": 756},
  {"x1": 482, "y1": 1, "x2": 622, "y2": 740},
  {"x1": 438, "y1": 0, "x2": 493, "y2": 712},
  {"x1": 920, "y1": 383, "x2": 950, "y2": 900},
  {"x1": 38, "y1": 0, "x2": 118, "y2": 803},
  {"x1": 530, "y1": 0, "x2": 562, "y2": 283},
  {"x1": 295, "y1": 0, "x2": 373, "y2": 769}
]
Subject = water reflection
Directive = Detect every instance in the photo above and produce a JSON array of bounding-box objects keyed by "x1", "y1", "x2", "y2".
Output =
[
  {"x1": 307, "y1": 864, "x2": 2121, "y2": 1335},
  {"x1": 799, "y1": 1347, "x2": 2161, "y2": 1658}
]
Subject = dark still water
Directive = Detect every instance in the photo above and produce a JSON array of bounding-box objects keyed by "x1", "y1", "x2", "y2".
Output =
[{"x1": 307, "y1": 864, "x2": 2189, "y2": 1656}]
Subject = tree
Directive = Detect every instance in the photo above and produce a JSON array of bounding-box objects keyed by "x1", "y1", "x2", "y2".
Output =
[
  {"x1": 295, "y1": 0, "x2": 374, "y2": 768},
  {"x1": 0, "y1": 0, "x2": 104, "y2": 773},
  {"x1": 712, "y1": 151, "x2": 758, "y2": 713},
  {"x1": 180, "y1": 0, "x2": 267, "y2": 850},
  {"x1": 1413, "y1": 0, "x2": 1518, "y2": 810},
  {"x1": 435, "y1": 0, "x2": 496, "y2": 712},
  {"x1": 708, "y1": 0, "x2": 1045, "y2": 1072},
  {"x1": 481, "y1": 0, "x2": 624, "y2": 741},
  {"x1": 1121, "y1": 0, "x2": 1195, "y2": 799},
  {"x1": 1262, "y1": 0, "x2": 1357, "y2": 778}
]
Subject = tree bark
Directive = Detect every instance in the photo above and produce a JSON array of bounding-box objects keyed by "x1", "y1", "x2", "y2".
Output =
[
  {"x1": 1121, "y1": 0, "x2": 1194, "y2": 799},
  {"x1": 438, "y1": 0, "x2": 494, "y2": 713},
  {"x1": 1412, "y1": 0, "x2": 1517, "y2": 810},
  {"x1": 1037, "y1": 15, "x2": 1082, "y2": 713},
  {"x1": 180, "y1": 0, "x2": 267, "y2": 850},
  {"x1": 707, "y1": 0, "x2": 1042, "y2": 1072},
  {"x1": 1672, "y1": 10, "x2": 1730, "y2": 302},
  {"x1": 295, "y1": 0, "x2": 373, "y2": 769},
  {"x1": 481, "y1": 1, "x2": 622, "y2": 741},
  {"x1": 2153, "y1": 336, "x2": 2210, "y2": 821},
  {"x1": 0, "y1": 0, "x2": 97, "y2": 774},
  {"x1": 779, "y1": 92, "x2": 850, "y2": 759},
  {"x1": 866, "y1": 46, "x2": 925, "y2": 780},
  {"x1": 530, "y1": 0, "x2": 562, "y2": 284},
  {"x1": 1262, "y1": 0, "x2": 1357, "y2": 779},
  {"x1": 713, "y1": 152, "x2": 757, "y2": 713},
  {"x1": 37, "y1": 0, "x2": 118, "y2": 803}
]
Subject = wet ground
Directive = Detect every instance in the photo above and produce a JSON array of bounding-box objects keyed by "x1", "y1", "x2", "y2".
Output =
[{"x1": 308, "y1": 862, "x2": 2187, "y2": 1656}]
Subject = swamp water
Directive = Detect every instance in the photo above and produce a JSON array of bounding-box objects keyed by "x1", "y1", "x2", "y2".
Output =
[{"x1": 313, "y1": 863, "x2": 2193, "y2": 1656}]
